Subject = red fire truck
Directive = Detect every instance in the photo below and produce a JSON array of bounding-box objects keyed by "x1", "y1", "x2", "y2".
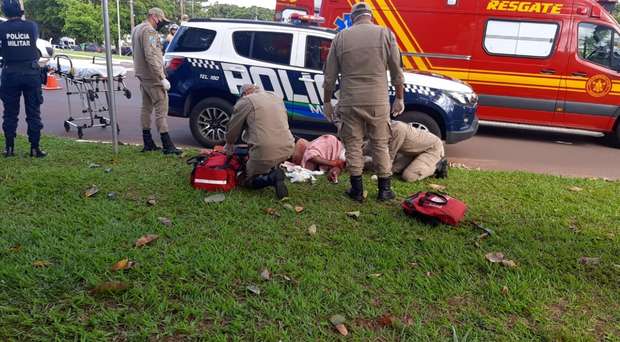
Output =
[{"x1": 276, "y1": 0, "x2": 620, "y2": 146}]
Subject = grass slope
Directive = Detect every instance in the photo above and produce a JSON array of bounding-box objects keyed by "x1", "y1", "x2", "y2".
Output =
[{"x1": 0, "y1": 136, "x2": 619, "y2": 341}]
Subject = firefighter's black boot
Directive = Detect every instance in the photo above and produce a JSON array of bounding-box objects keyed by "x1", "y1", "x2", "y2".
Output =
[
  {"x1": 269, "y1": 167, "x2": 288, "y2": 200},
  {"x1": 4, "y1": 136, "x2": 15, "y2": 157},
  {"x1": 141, "y1": 129, "x2": 160, "y2": 152},
  {"x1": 250, "y1": 168, "x2": 288, "y2": 199},
  {"x1": 346, "y1": 175, "x2": 364, "y2": 203},
  {"x1": 30, "y1": 146, "x2": 47, "y2": 158},
  {"x1": 160, "y1": 132, "x2": 182, "y2": 155},
  {"x1": 434, "y1": 158, "x2": 448, "y2": 179},
  {"x1": 377, "y1": 177, "x2": 396, "y2": 201}
]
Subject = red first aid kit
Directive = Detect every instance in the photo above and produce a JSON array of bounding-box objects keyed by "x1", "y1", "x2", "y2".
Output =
[
  {"x1": 402, "y1": 192, "x2": 468, "y2": 226},
  {"x1": 187, "y1": 152, "x2": 242, "y2": 192}
]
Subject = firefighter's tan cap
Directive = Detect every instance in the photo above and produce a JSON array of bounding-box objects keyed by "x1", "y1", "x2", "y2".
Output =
[
  {"x1": 148, "y1": 7, "x2": 169, "y2": 22},
  {"x1": 351, "y1": 2, "x2": 372, "y2": 21}
]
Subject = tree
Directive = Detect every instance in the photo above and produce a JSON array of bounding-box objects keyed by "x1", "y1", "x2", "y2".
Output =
[{"x1": 205, "y1": 3, "x2": 274, "y2": 21}]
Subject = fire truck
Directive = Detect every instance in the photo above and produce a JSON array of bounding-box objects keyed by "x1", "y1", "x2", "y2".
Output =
[{"x1": 276, "y1": 0, "x2": 620, "y2": 146}]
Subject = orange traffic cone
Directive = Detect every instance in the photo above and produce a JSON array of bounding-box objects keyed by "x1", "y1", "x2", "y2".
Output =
[{"x1": 43, "y1": 73, "x2": 62, "y2": 91}]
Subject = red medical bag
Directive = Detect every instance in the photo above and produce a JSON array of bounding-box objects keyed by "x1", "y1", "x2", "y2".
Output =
[
  {"x1": 187, "y1": 152, "x2": 242, "y2": 192},
  {"x1": 402, "y1": 192, "x2": 468, "y2": 226}
]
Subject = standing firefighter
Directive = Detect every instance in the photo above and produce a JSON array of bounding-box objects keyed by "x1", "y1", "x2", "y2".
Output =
[
  {"x1": 132, "y1": 8, "x2": 181, "y2": 155},
  {"x1": 0, "y1": 0, "x2": 46, "y2": 158},
  {"x1": 323, "y1": 2, "x2": 405, "y2": 202},
  {"x1": 225, "y1": 85, "x2": 295, "y2": 200}
]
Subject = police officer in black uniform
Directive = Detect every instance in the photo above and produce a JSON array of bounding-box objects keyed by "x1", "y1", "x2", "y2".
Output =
[{"x1": 0, "y1": 0, "x2": 46, "y2": 158}]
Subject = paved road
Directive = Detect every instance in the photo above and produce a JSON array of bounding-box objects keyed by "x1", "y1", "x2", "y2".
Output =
[{"x1": 12, "y1": 70, "x2": 620, "y2": 180}]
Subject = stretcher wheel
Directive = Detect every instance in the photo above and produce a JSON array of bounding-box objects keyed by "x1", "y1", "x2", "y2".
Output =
[
  {"x1": 124, "y1": 89, "x2": 132, "y2": 99},
  {"x1": 64, "y1": 121, "x2": 70, "y2": 132},
  {"x1": 99, "y1": 117, "x2": 109, "y2": 126},
  {"x1": 88, "y1": 89, "x2": 96, "y2": 102},
  {"x1": 77, "y1": 127, "x2": 83, "y2": 139}
]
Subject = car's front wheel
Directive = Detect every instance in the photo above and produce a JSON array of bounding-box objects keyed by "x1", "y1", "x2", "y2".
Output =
[
  {"x1": 189, "y1": 97, "x2": 233, "y2": 147},
  {"x1": 396, "y1": 111, "x2": 443, "y2": 139}
]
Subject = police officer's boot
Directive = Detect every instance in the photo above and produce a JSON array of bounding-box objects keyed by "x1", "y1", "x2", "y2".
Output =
[
  {"x1": 346, "y1": 175, "x2": 364, "y2": 203},
  {"x1": 160, "y1": 132, "x2": 182, "y2": 155},
  {"x1": 377, "y1": 177, "x2": 396, "y2": 201},
  {"x1": 434, "y1": 158, "x2": 448, "y2": 179},
  {"x1": 30, "y1": 146, "x2": 47, "y2": 158},
  {"x1": 141, "y1": 129, "x2": 161, "y2": 152},
  {"x1": 4, "y1": 137, "x2": 15, "y2": 158}
]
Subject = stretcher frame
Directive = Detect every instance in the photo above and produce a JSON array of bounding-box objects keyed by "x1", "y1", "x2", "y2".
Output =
[{"x1": 53, "y1": 55, "x2": 131, "y2": 139}]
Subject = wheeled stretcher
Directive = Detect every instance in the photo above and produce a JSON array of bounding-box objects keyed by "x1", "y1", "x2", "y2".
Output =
[{"x1": 48, "y1": 55, "x2": 131, "y2": 139}]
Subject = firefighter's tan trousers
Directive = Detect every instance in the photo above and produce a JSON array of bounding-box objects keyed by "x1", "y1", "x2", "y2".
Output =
[
  {"x1": 139, "y1": 80, "x2": 170, "y2": 133},
  {"x1": 392, "y1": 132, "x2": 444, "y2": 182},
  {"x1": 339, "y1": 105, "x2": 392, "y2": 178}
]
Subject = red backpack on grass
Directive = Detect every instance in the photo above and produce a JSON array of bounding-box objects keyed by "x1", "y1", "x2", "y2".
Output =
[
  {"x1": 187, "y1": 152, "x2": 242, "y2": 192},
  {"x1": 402, "y1": 192, "x2": 468, "y2": 226}
]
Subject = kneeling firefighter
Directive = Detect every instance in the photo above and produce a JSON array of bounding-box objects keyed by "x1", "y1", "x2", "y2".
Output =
[
  {"x1": 225, "y1": 84, "x2": 295, "y2": 199},
  {"x1": 0, "y1": 0, "x2": 47, "y2": 158}
]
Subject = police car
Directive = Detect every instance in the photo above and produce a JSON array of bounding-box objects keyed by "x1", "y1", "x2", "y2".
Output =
[
  {"x1": 0, "y1": 17, "x2": 54, "y2": 60},
  {"x1": 164, "y1": 18, "x2": 479, "y2": 147}
]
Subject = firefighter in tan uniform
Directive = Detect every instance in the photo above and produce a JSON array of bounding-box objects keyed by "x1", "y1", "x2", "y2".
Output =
[
  {"x1": 324, "y1": 2, "x2": 405, "y2": 202},
  {"x1": 132, "y1": 8, "x2": 181, "y2": 155},
  {"x1": 225, "y1": 85, "x2": 295, "y2": 199},
  {"x1": 389, "y1": 121, "x2": 448, "y2": 182}
]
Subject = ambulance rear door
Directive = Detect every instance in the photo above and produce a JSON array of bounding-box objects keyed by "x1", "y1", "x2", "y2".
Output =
[{"x1": 470, "y1": 3, "x2": 570, "y2": 126}]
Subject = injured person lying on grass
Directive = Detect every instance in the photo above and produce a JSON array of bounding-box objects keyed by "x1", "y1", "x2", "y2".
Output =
[
  {"x1": 365, "y1": 121, "x2": 448, "y2": 182},
  {"x1": 290, "y1": 135, "x2": 347, "y2": 183}
]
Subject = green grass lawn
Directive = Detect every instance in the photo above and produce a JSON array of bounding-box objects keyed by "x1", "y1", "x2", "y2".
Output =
[{"x1": 1, "y1": 136, "x2": 619, "y2": 341}]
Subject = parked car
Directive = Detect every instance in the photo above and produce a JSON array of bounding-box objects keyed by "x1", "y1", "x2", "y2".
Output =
[{"x1": 164, "y1": 19, "x2": 479, "y2": 147}]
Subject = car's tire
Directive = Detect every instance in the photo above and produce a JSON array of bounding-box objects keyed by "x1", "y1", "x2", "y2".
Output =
[
  {"x1": 189, "y1": 97, "x2": 234, "y2": 147},
  {"x1": 606, "y1": 119, "x2": 620, "y2": 148},
  {"x1": 396, "y1": 111, "x2": 443, "y2": 139}
]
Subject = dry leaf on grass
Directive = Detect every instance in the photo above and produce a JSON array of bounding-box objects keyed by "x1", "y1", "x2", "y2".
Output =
[
  {"x1": 283, "y1": 203, "x2": 294, "y2": 211},
  {"x1": 294, "y1": 206, "x2": 305, "y2": 214},
  {"x1": 135, "y1": 234, "x2": 159, "y2": 247},
  {"x1": 308, "y1": 224, "x2": 317, "y2": 236},
  {"x1": 158, "y1": 217, "x2": 172, "y2": 226},
  {"x1": 501, "y1": 286, "x2": 509, "y2": 296},
  {"x1": 346, "y1": 211, "x2": 361, "y2": 219},
  {"x1": 429, "y1": 184, "x2": 447, "y2": 191},
  {"x1": 110, "y1": 258, "x2": 136, "y2": 272},
  {"x1": 90, "y1": 281, "x2": 128, "y2": 295},
  {"x1": 204, "y1": 194, "x2": 226, "y2": 204},
  {"x1": 363, "y1": 190, "x2": 369, "y2": 199},
  {"x1": 246, "y1": 285, "x2": 261, "y2": 295},
  {"x1": 8, "y1": 244, "x2": 21, "y2": 253},
  {"x1": 377, "y1": 314, "x2": 395, "y2": 328},
  {"x1": 485, "y1": 252, "x2": 518, "y2": 268},
  {"x1": 485, "y1": 252, "x2": 505, "y2": 263},
  {"x1": 88, "y1": 163, "x2": 101, "y2": 169},
  {"x1": 264, "y1": 208, "x2": 281, "y2": 217},
  {"x1": 84, "y1": 185, "x2": 99, "y2": 198},
  {"x1": 32, "y1": 260, "x2": 51, "y2": 268},
  {"x1": 368, "y1": 273, "x2": 382, "y2": 278},
  {"x1": 579, "y1": 257, "x2": 600, "y2": 265},
  {"x1": 146, "y1": 196, "x2": 157, "y2": 206},
  {"x1": 330, "y1": 315, "x2": 348, "y2": 336},
  {"x1": 260, "y1": 268, "x2": 271, "y2": 281},
  {"x1": 402, "y1": 314, "x2": 414, "y2": 327},
  {"x1": 568, "y1": 186, "x2": 584, "y2": 192}
]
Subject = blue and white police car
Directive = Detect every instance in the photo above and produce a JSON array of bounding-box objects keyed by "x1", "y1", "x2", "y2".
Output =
[{"x1": 164, "y1": 18, "x2": 479, "y2": 147}]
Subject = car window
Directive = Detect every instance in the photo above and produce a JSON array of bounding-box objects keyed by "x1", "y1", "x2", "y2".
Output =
[
  {"x1": 305, "y1": 35, "x2": 331, "y2": 70},
  {"x1": 233, "y1": 31, "x2": 293, "y2": 65},
  {"x1": 484, "y1": 20, "x2": 558, "y2": 58},
  {"x1": 578, "y1": 23, "x2": 620, "y2": 70},
  {"x1": 167, "y1": 27, "x2": 216, "y2": 53}
]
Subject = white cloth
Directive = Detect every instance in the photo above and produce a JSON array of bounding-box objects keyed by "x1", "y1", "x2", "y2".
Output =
[
  {"x1": 281, "y1": 161, "x2": 324, "y2": 184},
  {"x1": 48, "y1": 59, "x2": 127, "y2": 79}
]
